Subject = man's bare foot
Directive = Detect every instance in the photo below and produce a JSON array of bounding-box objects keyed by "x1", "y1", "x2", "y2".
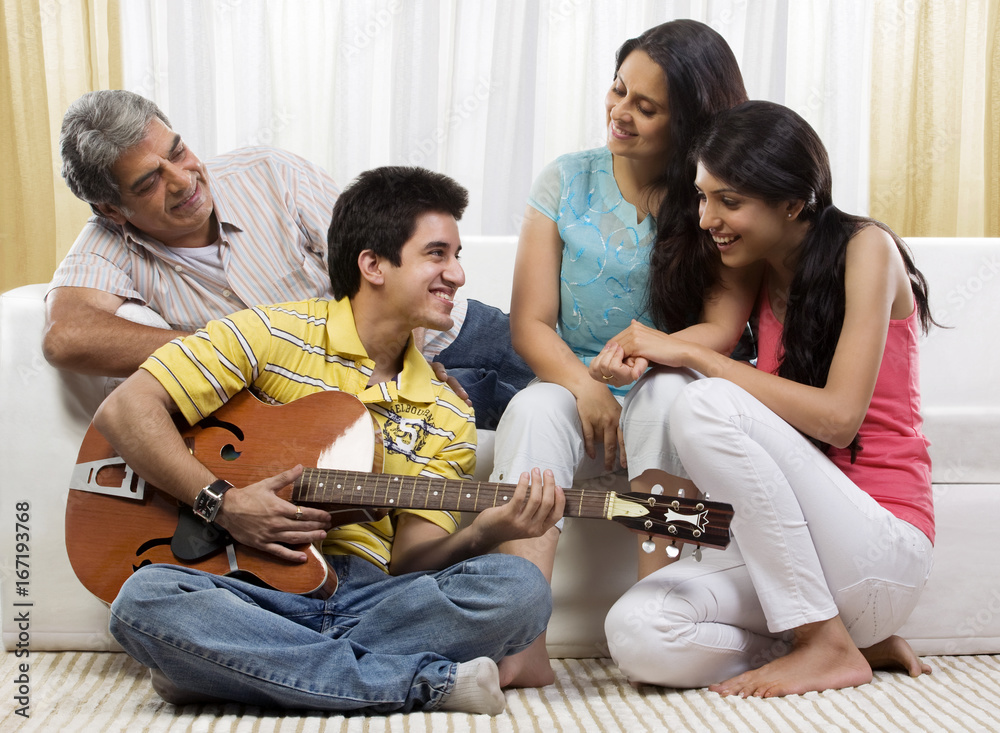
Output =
[
  {"x1": 861, "y1": 635, "x2": 931, "y2": 677},
  {"x1": 498, "y1": 635, "x2": 555, "y2": 688},
  {"x1": 709, "y1": 617, "x2": 873, "y2": 698}
]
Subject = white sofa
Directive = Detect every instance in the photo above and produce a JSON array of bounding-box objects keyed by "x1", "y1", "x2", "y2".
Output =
[{"x1": 2, "y1": 236, "x2": 998, "y2": 658}]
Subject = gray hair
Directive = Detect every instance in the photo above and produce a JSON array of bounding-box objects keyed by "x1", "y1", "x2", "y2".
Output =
[{"x1": 60, "y1": 90, "x2": 171, "y2": 211}]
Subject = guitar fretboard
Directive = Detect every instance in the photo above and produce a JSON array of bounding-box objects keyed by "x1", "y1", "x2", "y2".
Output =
[{"x1": 294, "y1": 467, "x2": 612, "y2": 519}]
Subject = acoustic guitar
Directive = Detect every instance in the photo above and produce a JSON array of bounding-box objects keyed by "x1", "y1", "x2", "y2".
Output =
[{"x1": 65, "y1": 390, "x2": 733, "y2": 604}]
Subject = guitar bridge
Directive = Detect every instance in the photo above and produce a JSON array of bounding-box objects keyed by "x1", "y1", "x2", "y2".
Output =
[{"x1": 70, "y1": 457, "x2": 147, "y2": 500}]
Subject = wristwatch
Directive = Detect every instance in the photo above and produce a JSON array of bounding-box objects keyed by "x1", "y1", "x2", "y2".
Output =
[{"x1": 192, "y1": 479, "x2": 234, "y2": 523}]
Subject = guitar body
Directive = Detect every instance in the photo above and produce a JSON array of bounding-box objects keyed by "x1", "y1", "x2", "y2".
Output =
[
  {"x1": 66, "y1": 390, "x2": 734, "y2": 605},
  {"x1": 65, "y1": 390, "x2": 384, "y2": 604}
]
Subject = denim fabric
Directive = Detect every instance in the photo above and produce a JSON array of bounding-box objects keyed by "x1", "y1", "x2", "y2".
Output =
[
  {"x1": 109, "y1": 553, "x2": 550, "y2": 713},
  {"x1": 436, "y1": 300, "x2": 534, "y2": 430}
]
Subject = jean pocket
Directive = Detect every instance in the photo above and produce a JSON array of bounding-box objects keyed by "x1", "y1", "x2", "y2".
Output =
[{"x1": 835, "y1": 577, "x2": 923, "y2": 648}]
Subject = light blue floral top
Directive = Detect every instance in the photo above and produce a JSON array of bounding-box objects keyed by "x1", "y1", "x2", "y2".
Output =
[{"x1": 527, "y1": 147, "x2": 656, "y2": 395}]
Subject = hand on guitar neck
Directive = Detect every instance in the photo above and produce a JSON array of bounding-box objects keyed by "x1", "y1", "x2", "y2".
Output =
[
  {"x1": 467, "y1": 467, "x2": 565, "y2": 547},
  {"x1": 390, "y1": 467, "x2": 565, "y2": 575}
]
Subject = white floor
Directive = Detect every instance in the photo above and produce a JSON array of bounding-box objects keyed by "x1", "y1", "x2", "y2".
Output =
[{"x1": 5, "y1": 651, "x2": 1000, "y2": 732}]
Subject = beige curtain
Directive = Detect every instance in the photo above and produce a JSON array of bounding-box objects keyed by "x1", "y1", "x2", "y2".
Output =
[
  {"x1": 0, "y1": 0, "x2": 121, "y2": 294},
  {"x1": 871, "y1": 0, "x2": 1000, "y2": 237}
]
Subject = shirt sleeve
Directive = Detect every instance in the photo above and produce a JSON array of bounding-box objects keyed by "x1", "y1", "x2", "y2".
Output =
[
  {"x1": 140, "y1": 306, "x2": 273, "y2": 424},
  {"x1": 46, "y1": 219, "x2": 144, "y2": 302},
  {"x1": 526, "y1": 157, "x2": 563, "y2": 222}
]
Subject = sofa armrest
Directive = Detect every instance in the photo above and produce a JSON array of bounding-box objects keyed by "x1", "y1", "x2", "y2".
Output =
[{"x1": 0, "y1": 285, "x2": 119, "y2": 650}]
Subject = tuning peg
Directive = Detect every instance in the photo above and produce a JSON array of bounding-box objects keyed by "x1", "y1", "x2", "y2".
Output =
[
  {"x1": 693, "y1": 546, "x2": 703, "y2": 562},
  {"x1": 650, "y1": 484, "x2": 664, "y2": 495},
  {"x1": 665, "y1": 543, "x2": 680, "y2": 559},
  {"x1": 642, "y1": 537, "x2": 656, "y2": 554},
  {"x1": 677, "y1": 488, "x2": 685, "y2": 498}
]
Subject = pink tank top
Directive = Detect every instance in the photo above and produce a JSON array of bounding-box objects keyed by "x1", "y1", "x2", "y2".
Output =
[{"x1": 756, "y1": 289, "x2": 935, "y2": 543}]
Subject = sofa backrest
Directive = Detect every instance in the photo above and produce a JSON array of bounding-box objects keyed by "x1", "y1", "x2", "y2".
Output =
[
  {"x1": 906, "y1": 238, "x2": 1000, "y2": 484},
  {"x1": 457, "y1": 235, "x2": 1000, "y2": 485}
]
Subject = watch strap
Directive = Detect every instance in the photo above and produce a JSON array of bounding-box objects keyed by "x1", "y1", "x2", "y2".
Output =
[{"x1": 192, "y1": 479, "x2": 234, "y2": 523}]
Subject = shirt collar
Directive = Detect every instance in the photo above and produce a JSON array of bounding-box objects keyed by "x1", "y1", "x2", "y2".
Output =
[
  {"x1": 325, "y1": 298, "x2": 437, "y2": 405},
  {"x1": 205, "y1": 166, "x2": 245, "y2": 235}
]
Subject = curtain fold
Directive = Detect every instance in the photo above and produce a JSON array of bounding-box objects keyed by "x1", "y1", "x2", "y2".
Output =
[
  {"x1": 6, "y1": 1, "x2": 996, "y2": 293},
  {"x1": 988, "y1": 0, "x2": 1000, "y2": 235},
  {"x1": 0, "y1": 0, "x2": 121, "y2": 293},
  {"x1": 119, "y1": 0, "x2": 876, "y2": 237},
  {"x1": 870, "y1": 0, "x2": 999, "y2": 237}
]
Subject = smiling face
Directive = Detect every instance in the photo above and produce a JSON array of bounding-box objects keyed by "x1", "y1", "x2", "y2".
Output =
[
  {"x1": 695, "y1": 162, "x2": 804, "y2": 270},
  {"x1": 604, "y1": 50, "x2": 672, "y2": 163},
  {"x1": 378, "y1": 211, "x2": 466, "y2": 333},
  {"x1": 99, "y1": 118, "x2": 215, "y2": 248}
]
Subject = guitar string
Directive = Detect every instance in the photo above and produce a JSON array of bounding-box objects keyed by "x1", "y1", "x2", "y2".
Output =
[
  {"x1": 294, "y1": 468, "x2": 732, "y2": 522},
  {"x1": 293, "y1": 467, "x2": 731, "y2": 543}
]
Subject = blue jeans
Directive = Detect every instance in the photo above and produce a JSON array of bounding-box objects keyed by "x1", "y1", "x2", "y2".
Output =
[
  {"x1": 109, "y1": 553, "x2": 550, "y2": 713},
  {"x1": 437, "y1": 300, "x2": 535, "y2": 430}
]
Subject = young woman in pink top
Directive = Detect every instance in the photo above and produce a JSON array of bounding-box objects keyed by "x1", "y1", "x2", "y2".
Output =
[{"x1": 594, "y1": 101, "x2": 937, "y2": 698}]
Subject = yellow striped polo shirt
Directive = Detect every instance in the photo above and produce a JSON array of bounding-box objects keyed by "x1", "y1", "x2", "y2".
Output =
[{"x1": 141, "y1": 296, "x2": 477, "y2": 572}]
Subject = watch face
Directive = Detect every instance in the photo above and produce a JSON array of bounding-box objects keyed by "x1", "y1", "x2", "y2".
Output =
[
  {"x1": 193, "y1": 480, "x2": 231, "y2": 523},
  {"x1": 193, "y1": 488, "x2": 221, "y2": 522}
]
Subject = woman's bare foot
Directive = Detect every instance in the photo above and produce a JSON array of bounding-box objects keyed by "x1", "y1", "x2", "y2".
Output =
[
  {"x1": 709, "y1": 616, "x2": 873, "y2": 698},
  {"x1": 498, "y1": 635, "x2": 555, "y2": 688},
  {"x1": 861, "y1": 635, "x2": 931, "y2": 677}
]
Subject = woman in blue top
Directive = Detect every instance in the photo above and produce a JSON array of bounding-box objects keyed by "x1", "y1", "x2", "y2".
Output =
[{"x1": 491, "y1": 20, "x2": 755, "y2": 687}]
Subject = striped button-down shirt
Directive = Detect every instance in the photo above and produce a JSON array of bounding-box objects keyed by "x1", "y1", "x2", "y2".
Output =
[
  {"x1": 48, "y1": 147, "x2": 338, "y2": 331},
  {"x1": 143, "y1": 296, "x2": 477, "y2": 572}
]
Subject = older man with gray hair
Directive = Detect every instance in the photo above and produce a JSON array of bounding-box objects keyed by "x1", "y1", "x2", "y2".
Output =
[
  {"x1": 44, "y1": 90, "x2": 339, "y2": 376},
  {"x1": 43, "y1": 90, "x2": 533, "y2": 424}
]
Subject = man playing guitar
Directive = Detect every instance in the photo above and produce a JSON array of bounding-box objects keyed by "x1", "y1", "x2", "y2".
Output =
[{"x1": 94, "y1": 166, "x2": 565, "y2": 715}]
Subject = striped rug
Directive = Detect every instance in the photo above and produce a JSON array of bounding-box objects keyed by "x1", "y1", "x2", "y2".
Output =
[{"x1": 4, "y1": 652, "x2": 999, "y2": 732}]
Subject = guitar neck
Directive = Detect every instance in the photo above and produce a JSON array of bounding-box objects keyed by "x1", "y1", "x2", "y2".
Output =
[{"x1": 294, "y1": 467, "x2": 611, "y2": 519}]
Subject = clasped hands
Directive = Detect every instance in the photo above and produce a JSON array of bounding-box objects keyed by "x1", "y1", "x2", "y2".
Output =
[{"x1": 589, "y1": 320, "x2": 688, "y2": 388}]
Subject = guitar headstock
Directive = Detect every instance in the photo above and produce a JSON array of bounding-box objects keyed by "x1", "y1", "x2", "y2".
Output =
[{"x1": 610, "y1": 492, "x2": 732, "y2": 550}]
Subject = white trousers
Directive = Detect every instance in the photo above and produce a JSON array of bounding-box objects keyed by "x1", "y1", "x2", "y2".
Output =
[
  {"x1": 605, "y1": 377, "x2": 933, "y2": 688},
  {"x1": 489, "y1": 380, "x2": 620, "y2": 491},
  {"x1": 490, "y1": 369, "x2": 698, "y2": 486},
  {"x1": 620, "y1": 366, "x2": 698, "y2": 481}
]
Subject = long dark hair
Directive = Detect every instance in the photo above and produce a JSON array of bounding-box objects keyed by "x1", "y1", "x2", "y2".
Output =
[
  {"x1": 685, "y1": 101, "x2": 937, "y2": 457},
  {"x1": 625, "y1": 21, "x2": 748, "y2": 330}
]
